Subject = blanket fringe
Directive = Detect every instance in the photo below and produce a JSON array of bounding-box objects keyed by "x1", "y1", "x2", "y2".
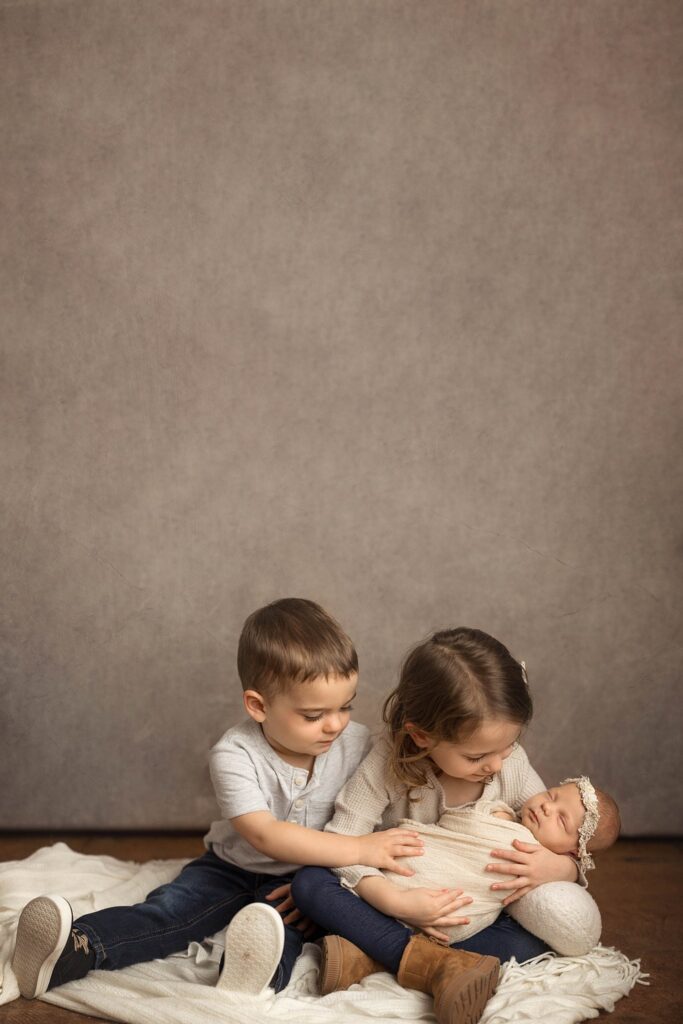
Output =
[
  {"x1": 501, "y1": 944, "x2": 649, "y2": 987},
  {"x1": 479, "y1": 944, "x2": 648, "y2": 1024}
]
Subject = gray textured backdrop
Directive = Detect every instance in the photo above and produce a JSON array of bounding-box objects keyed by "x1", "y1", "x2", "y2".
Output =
[{"x1": 2, "y1": 0, "x2": 681, "y2": 834}]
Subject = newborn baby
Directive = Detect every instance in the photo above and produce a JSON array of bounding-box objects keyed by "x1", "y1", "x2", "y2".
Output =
[{"x1": 385, "y1": 776, "x2": 620, "y2": 955}]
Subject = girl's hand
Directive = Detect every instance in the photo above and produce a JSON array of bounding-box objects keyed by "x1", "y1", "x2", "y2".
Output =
[
  {"x1": 266, "y1": 883, "x2": 317, "y2": 937},
  {"x1": 486, "y1": 840, "x2": 579, "y2": 905},
  {"x1": 357, "y1": 829, "x2": 425, "y2": 875},
  {"x1": 395, "y1": 887, "x2": 473, "y2": 944}
]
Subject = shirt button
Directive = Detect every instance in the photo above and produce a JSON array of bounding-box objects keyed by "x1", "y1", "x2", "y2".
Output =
[
  {"x1": 289, "y1": 818, "x2": 297, "y2": 823},
  {"x1": 294, "y1": 799, "x2": 304, "y2": 810},
  {"x1": 295, "y1": 775, "x2": 306, "y2": 787}
]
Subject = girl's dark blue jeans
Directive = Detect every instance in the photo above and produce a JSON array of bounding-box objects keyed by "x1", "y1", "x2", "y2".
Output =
[
  {"x1": 291, "y1": 867, "x2": 550, "y2": 974},
  {"x1": 75, "y1": 849, "x2": 322, "y2": 992}
]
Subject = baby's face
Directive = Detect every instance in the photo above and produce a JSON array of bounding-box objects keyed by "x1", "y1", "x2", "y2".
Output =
[{"x1": 520, "y1": 783, "x2": 584, "y2": 855}]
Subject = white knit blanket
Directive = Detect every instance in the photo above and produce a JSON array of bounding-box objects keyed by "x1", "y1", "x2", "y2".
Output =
[{"x1": 0, "y1": 843, "x2": 647, "y2": 1024}]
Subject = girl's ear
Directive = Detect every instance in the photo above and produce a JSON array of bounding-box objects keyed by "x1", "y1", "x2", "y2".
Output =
[
  {"x1": 243, "y1": 689, "x2": 267, "y2": 722},
  {"x1": 405, "y1": 722, "x2": 432, "y2": 749}
]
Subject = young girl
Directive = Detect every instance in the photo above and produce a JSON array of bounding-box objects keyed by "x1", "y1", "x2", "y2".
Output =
[{"x1": 291, "y1": 628, "x2": 581, "y2": 1024}]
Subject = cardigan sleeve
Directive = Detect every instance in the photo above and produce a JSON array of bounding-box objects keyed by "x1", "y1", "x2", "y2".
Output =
[{"x1": 324, "y1": 737, "x2": 395, "y2": 889}]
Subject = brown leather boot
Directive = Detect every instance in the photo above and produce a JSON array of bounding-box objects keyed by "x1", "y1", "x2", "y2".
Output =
[
  {"x1": 397, "y1": 934, "x2": 499, "y2": 1024},
  {"x1": 318, "y1": 935, "x2": 386, "y2": 995}
]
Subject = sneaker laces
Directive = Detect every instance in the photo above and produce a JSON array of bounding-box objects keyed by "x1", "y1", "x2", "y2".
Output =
[{"x1": 70, "y1": 929, "x2": 90, "y2": 955}]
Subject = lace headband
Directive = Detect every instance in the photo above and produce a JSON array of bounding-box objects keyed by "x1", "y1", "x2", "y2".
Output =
[{"x1": 561, "y1": 775, "x2": 599, "y2": 872}]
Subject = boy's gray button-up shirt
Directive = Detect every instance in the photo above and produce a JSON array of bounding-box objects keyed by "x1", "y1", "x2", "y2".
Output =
[{"x1": 204, "y1": 718, "x2": 372, "y2": 875}]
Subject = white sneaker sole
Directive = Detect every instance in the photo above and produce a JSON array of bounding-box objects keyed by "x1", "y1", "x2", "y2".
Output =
[
  {"x1": 217, "y1": 902, "x2": 285, "y2": 995},
  {"x1": 12, "y1": 895, "x2": 73, "y2": 999}
]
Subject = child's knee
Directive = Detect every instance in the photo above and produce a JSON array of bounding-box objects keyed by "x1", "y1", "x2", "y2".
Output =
[{"x1": 291, "y1": 867, "x2": 332, "y2": 912}]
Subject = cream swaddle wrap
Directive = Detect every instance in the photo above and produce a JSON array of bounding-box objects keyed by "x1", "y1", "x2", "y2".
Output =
[{"x1": 384, "y1": 800, "x2": 602, "y2": 956}]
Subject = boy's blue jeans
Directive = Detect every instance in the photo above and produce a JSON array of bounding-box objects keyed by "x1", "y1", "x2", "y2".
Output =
[
  {"x1": 291, "y1": 867, "x2": 550, "y2": 973},
  {"x1": 75, "y1": 849, "x2": 322, "y2": 992}
]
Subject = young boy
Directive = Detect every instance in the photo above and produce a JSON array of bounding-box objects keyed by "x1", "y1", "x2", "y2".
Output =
[{"x1": 12, "y1": 598, "x2": 424, "y2": 999}]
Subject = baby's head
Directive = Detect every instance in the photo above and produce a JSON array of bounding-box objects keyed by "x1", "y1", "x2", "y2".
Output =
[{"x1": 520, "y1": 777, "x2": 621, "y2": 871}]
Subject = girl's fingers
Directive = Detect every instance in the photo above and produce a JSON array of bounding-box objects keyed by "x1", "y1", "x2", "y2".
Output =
[
  {"x1": 502, "y1": 886, "x2": 533, "y2": 906},
  {"x1": 430, "y1": 890, "x2": 468, "y2": 910},
  {"x1": 282, "y1": 908, "x2": 301, "y2": 925},
  {"x1": 422, "y1": 927, "x2": 451, "y2": 943},
  {"x1": 486, "y1": 861, "x2": 526, "y2": 875},
  {"x1": 491, "y1": 877, "x2": 529, "y2": 891},
  {"x1": 488, "y1": 850, "x2": 527, "y2": 864},
  {"x1": 434, "y1": 915, "x2": 470, "y2": 927},
  {"x1": 434, "y1": 899, "x2": 472, "y2": 919},
  {"x1": 274, "y1": 895, "x2": 296, "y2": 911},
  {"x1": 438, "y1": 894, "x2": 472, "y2": 910},
  {"x1": 452, "y1": 896, "x2": 473, "y2": 909},
  {"x1": 436, "y1": 890, "x2": 468, "y2": 902}
]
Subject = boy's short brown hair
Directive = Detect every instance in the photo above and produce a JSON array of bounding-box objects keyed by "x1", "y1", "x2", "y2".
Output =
[{"x1": 237, "y1": 598, "x2": 358, "y2": 698}]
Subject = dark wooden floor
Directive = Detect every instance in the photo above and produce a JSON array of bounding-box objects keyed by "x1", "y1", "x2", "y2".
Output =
[{"x1": 0, "y1": 836, "x2": 681, "y2": 1023}]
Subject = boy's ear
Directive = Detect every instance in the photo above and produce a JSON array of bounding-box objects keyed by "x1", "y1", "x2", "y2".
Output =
[
  {"x1": 243, "y1": 690, "x2": 267, "y2": 722},
  {"x1": 405, "y1": 722, "x2": 432, "y2": 749}
]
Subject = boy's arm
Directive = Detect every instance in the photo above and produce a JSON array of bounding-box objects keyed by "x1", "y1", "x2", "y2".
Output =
[{"x1": 230, "y1": 811, "x2": 422, "y2": 872}]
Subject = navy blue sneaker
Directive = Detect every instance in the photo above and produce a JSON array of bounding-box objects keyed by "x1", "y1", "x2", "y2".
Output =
[
  {"x1": 12, "y1": 895, "x2": 96, "y2": 998},
  {"x1": 217, "y1": 902, "x2": 285, "y2": 994}
]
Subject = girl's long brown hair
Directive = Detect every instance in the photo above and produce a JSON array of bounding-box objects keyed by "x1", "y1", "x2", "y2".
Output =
[{"x1": 382, "y1": 627, "x2": 532, "y2": 798}]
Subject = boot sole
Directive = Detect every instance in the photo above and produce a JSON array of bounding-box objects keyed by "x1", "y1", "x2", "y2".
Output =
[
  {"x1": 318, "y1": 935, "x2": 344, "y2": 995},
  {"x1": 12, "y1": 895, "x2": 73, "y2": 999},
  {"x1": 217, "y1": 902, "x2": 285, "y2": 995},
  {"x1": 438, "y1": 955, "x2": 500, "y2": 1024}
]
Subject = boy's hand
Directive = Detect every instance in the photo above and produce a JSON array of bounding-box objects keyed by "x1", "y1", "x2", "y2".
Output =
[
  {"x1": 486, "y1": 839, "x2": 579, "y2": 905},
  {"x1": 395, "y1": 887, "x2": 473, "y2": 944},
  {"x1": 357, "y1": 829, "x2": 425, "y2": 875},
  {"x1": 265, "y1": 884, "x2": 317, "y2": 937}
]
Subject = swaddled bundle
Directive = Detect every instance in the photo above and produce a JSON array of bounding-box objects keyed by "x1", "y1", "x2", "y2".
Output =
[
  {"x1": 384, "y1": 800, "x2": 602, "y2": 955},
  {"x1": 385, "y1": 800, "x2": 525, "y2": 942}
]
